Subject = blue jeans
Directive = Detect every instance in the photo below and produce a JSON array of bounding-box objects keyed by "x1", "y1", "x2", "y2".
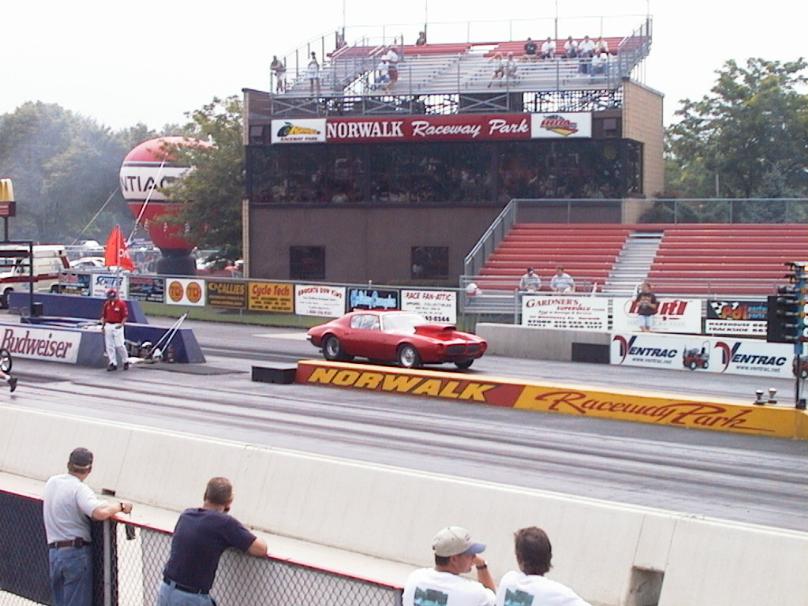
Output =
[
  {"x1": 157, "y1": 581, "x2": 216, "y2": 606},
  {"x1": 48, "y1": 546, "x2": 92, "y2": 606}
]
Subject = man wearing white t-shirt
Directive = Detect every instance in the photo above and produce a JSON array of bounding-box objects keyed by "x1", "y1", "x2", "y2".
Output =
[
  {"x1": 496, "y1": 527, "x2": 590, "y2": 606},
  {"x1": 403, "y1": 526, "x2": 496, "y2": 606}
]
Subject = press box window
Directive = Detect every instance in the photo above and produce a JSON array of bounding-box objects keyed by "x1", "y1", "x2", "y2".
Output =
[
  {"x1": 290, "y1": 246, "x2": 325, "y2": 280},
  {"x1": 411, "y1": 247, "x2": 449, "y2": 280}
]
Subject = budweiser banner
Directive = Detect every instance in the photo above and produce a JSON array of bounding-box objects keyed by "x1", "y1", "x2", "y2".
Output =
[
  {"x1": 325, "y1": 114, "x2": 531, "y2": 143},
  {"x1": 530, "y1": 112, "x2": 592, "y2": 138},
  {"x1": 0, "y1": 325, "x2": 81, "y2": 364}
]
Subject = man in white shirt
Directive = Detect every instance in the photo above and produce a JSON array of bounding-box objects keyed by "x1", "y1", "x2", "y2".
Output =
[
  {"x1": 496, "y1": 527, "x2": 591, "y2": 606},
  {"x1": 403, "y1": 526, "x2": 496, "y2": 606},
  {"x1": 540, "y1": 37, "x2": 556, "y2": 59},
  {"x1": 550, "y1": 267, "x2": 575, "y2": 293},
  {"x1": 518, "y1": 268, "x2": 541, "y2": 292},
  {"x1": 43, "y1": 447, "x2": 133, "y2": 606}
]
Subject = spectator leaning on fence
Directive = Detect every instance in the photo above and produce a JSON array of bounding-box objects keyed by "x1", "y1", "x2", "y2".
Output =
[
  {"x1": 43, "y1": 447, "x2": 133, "y2": 606},
  {"x1": 403, "y1": 526, "x2": 496, "y2": 606},
  {"x1": 496, "y1": 527, "x2": 591, "y2": 606},
  {"x1": 158, "y1": 477, "x2": 267, "y2": 606},
  {"x1": 550, "y1": 266, "x2": 575, "y2": 293}
]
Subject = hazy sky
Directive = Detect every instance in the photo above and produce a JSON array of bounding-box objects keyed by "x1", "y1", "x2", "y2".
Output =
[{"x1": 1, "y1": 0, "x2": 805, "y2": 131}]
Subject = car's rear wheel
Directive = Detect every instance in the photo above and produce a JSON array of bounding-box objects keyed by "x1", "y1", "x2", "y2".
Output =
[
  {"x1": 397, "y1": 344, "x2": 421, "y2": 369},
  {"x1": 454, "y1": 359, "x2": 474, "y2": 370}
]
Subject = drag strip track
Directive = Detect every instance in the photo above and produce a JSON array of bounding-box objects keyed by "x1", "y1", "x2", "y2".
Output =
[{"x1": 10, "y1": 346, "x2": 808, "y2": 532}]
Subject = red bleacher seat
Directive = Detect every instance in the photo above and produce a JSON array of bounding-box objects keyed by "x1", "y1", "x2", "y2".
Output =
[{"x1": 485, "y1": 37, "x2": 623, "y2": 58}]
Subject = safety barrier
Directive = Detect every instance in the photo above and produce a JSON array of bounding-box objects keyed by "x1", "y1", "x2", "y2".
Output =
[{"x1": 0, "y1": 488, "x2": 402, "y2": 606}]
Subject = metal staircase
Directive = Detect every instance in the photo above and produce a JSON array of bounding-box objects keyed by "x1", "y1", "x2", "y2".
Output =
[{"x1": 603, "y1": 231, "x2": 663, "y2": 295}]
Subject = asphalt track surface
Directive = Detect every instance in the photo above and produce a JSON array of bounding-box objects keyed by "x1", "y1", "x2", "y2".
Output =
[{"x1": 5, "y1": 318, "x2": 808, "y2": 532}]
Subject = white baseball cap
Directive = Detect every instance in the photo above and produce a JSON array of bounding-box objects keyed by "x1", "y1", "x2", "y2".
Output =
[{"x1": 432, "y1": 526, "x2": 486, "y2": 557}]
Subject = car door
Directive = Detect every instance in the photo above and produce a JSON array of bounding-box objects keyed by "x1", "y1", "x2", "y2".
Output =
[{"x1": 342, "y1": 314, "x2": 381, "y2": 359}]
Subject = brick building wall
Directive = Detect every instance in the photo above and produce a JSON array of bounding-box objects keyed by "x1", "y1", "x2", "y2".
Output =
[{"x1": 622, "y1": 80, "x2": 665, "y2": 196}]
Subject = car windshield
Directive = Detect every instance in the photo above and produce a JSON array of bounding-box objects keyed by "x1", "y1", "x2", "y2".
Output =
[{"x1": 382, "y1": 313, "x2": 428, "y2": 334}]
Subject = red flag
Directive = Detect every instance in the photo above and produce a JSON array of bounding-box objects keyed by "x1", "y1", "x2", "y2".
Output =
[{"x1": 104, "y1": 225, "x2": 135, "y2": 271}]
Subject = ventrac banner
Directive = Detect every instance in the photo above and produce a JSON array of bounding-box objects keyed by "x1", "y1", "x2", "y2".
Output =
[
  {"x1": 325, "y1": 114, "x2": 531, "y2": 143},
  {"x1": 705, "y1": 299, "x2": 768, "y2": 336},
  {"x1": 612, "y1": 297, "x2": 702, "y2": 334},
  {"x1": 610, "y1": 333, "x2": 795, "y2": 378},
  {"x1": 521, "y1": 295, "x2": 608, "y2": 332}
]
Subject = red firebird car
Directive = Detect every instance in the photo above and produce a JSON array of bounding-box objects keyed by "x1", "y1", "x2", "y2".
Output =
[{"x1": 307, "y1": 310, "x2": 487, "y2": 369}]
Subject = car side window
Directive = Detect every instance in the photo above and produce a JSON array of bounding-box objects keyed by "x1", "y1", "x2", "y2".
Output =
[
  {"x1": 366, "y1": 315, "x2": 380, "y2": 331},
  {"x1": 350, "y1": 315, "x2": 365, "y2": 329},
  {"x1": 351, "y1": 314, "x2": 381, "y2": 330}
]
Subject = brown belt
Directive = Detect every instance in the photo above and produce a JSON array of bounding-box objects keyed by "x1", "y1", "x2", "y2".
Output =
[{"x1": 48, "y1": 538, "x2": 91, "y2": 549}]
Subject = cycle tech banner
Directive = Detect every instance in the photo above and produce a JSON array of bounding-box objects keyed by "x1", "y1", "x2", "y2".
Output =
[
  {"x1": 165, "y1": 278, "x2": 205, "y2": 306},
  {"x1": 248, "y1": 281, "x2": 294, "y2": 312},
  {"x1": 127, "y1": 276, "x2": 165, "y2": 303},
  {"x1": 91, "y1": 273, "x2": 129, "y2": 299},
  {"x1": 294, "y1": 285, "x2": 346, "y2": 317},
  {"x1": 612, "y1": 297, "x2": 701, "y2": 334},
  {"x1": 610, "y1": 332, "x2": 794, "y2": 378},
  {"x1": 401, "y1": 290, "x2": 457, "y2": 324},
  {"x1": 521, "y1": 295, "x2": 608, "y2": 331},
  {"x1": 705, "y1": 299, "x2": 768, "y2": 336},
  {"x1": 206, "y1": 280, "x2": 247, "y2": 309},
  {"x1": 348, "y1": 288, "x2": 399, "y2": 311}
]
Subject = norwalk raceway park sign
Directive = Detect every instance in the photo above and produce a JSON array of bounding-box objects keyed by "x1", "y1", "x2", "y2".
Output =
[{"x1": 295, "y1": 360, "x2": 808, "y2": 439}]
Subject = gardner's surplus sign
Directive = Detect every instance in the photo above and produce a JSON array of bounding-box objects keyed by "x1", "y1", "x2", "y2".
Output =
[
  {"x1": 165, "y1": 278, "x2": 206, "y2": 307},
  {"x1": 348, "y1": 288, "x2": 399, "y2": 311},
  {"x1": 248, "y1": 281, "x2": 294, "y2": 312},
  {"x1": 401, "y1": 290, "x2": 457, "y2": 324},
  {"x1": 91, "y1": 273, "x2": 129, "y2": 299},
  {"x1": 611, "y1": 333, "x2": 794, "y2": 378},
  {"x1": 127, "y1": 276, "x2": 165, "y2": 303},
  {"x1": 521, "y1": 295, "x2": 608, "y2": 332},
  {"x1": 612, "y1": 297, "x2": 702, "y2": 334},
  {"x1": 705, "y1": 299, "x2": 768, "y2": 336},
  {"x1": 0, "y1": 325, "x2": 81, "y2": 364},
  {"x1": 206, "y1": 280, "x2": 247, "y2": 309},
  {"x1": 294, "y1": 285, "x2": 346, "y2": 317}
]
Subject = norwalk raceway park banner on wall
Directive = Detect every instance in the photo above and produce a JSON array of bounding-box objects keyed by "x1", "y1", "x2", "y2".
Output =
[{"x1": 610, "y1": 333, "x2": 795, "y2": 379}]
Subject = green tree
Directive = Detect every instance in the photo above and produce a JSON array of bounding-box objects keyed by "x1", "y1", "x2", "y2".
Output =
[
  {"x1": 665, "y1": 58, "x2": 808, "y2": 200},
  {"x1": 0, "y1": 101, "x2": 132, "y2": 242},
  {"x1": 165, "y1": 96, "x2": 244, "y2": 261}
]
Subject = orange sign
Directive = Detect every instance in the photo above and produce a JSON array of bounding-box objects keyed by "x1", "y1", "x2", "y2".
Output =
[{"x1": 248, "y1": 281, "x2": 293, "y2": 312}]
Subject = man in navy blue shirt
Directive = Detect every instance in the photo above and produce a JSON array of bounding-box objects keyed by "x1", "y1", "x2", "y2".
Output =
[{"x1": 158, "y1": 477, "x2": 268, "y2": 605}]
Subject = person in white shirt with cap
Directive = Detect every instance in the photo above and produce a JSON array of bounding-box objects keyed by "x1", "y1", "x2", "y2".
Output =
[{"x1": 403, "y1": 525, "x2": 496, "y2": 606}]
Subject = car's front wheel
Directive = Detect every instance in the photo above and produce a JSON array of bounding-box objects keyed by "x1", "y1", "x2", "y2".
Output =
[
  {"x1": 397, "y1": 344, "x2": 421, "y2": 369},
  {"x1": 454, "y1": 359, "x2": 474, "y2": 370},
  {"x1": 323, "y1": 335, "x2": 347, "y2": 361}
]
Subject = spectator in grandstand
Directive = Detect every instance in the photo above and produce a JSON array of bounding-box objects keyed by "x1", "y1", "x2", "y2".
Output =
[
  {"x1": 579, "y1": 35, "x2": 596, "y2": 57},
  {"x1": 563, "y1": 36, "x2": 579, "y2": 58},
  {"x1": 375, "y1": 59, "x2": 390, "y2": 88},
  {"x1": 540, "y1": 36, "x2": 556, "y2": 59},
  {"x1": 384, "y1": 47, "x2": 400, "y2": 85},
  {"x1": 550, "y1": 267, "x2": 575, "y2": 293},
  {"x1": 634, "y1": 281, "x2": 658, "y2": 332},
  {"x1": 403, "y1": 526, "x2": 495, "y2": 606},
  {"x1": 591, "y1": 51, "x2": 609, "y2": 75},
  {"x1": 158, "y1": 477, "x2": 267, "y2": 606},
  {"x1": 519, "y1": 267, "x2": 541, "y2": 293},
  {"x1": 416, "y1": 30, "x2": 427, "y2": 46},
  {"x1": 596, "y1": 37, "x2": 610, "y2": 55},
  {"x1": 505, "y1": 52, "x2": 518, "y2": 80},
  {"x1": 496, "y1": 527, "x2": 591, "y2": 606},
  {"x1": 43, "y1": 447, "x2": 133, "y2": 606},
  {"x1": 488, "y1": 53, "x2": 505, "y2": 87},
  {"x1": 523, "y1": 37, "x2": 538, "y2": 60},
  {"x1": 307, "y1": 52, "x2": 321, "y2": 96},
  {"x1": 270, "y1": 55, "x2": 286, "y2": 93}
]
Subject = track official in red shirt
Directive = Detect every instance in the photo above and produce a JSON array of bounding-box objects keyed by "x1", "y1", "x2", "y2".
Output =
[{"x1": 101, "y1": 288, "x2": 129, "y2": 371}]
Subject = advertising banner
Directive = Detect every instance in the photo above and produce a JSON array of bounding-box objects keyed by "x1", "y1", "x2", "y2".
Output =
[
  {"x1": 270, "y1": 119, "x2": 326, "y2": 143},
  {"x1": 610, "y1": 333, "x2": 794, "y2": 378},
  {"x1": 165, "y1": 278, "x2": 206, "y2": 306},
  {"x1": 705, "y1": 299, "x2": 768, "y2": 336},
  {"x1": 206, "y1": 280, "x2": 247, "y2": 309},
  {"x1": 530, "y1": 112, "x2": 592, "y2": 138},
  {"x1": 612, "y1": 297, "x2": 702, "y2": 334},
  {"x1": 294, "y1": 284, "x2": 346, "y2": 317},
  {"x1": 348, "y1": 288, "x2": 399, "y2": 311},
  {"x1": 91, "y1": 273, "x2": 129, "y2": 299},
  {"x1": 401, "y1": 290, "x2": 457, "y2": 324},
  {"x1": 58, "y1": 271, "x2": 92, "y2": 296},
  {"x1": 248, "y1": 281, "x2": 294, "y2": 312},
  {"x1": 127, "y1": 276, "x2": 165, "y2": 303},
  {"x1": 0, "y1": 325, "x2": 81, "y2": 364},
  {"x1": 521, "y1": 295, "x2": 608, "y2": 331},
  {"x1": 326, "y1": 114, "x2": 531, "y2": 143}
]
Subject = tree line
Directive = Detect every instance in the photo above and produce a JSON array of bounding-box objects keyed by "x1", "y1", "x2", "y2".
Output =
[{"x1": 1, "y1": 57, "x2": 806, "y2": 254}]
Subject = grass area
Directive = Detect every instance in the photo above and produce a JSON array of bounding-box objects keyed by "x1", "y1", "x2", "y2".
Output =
[{"x1": 140, "y1": 302, "x2": 325, "y2": 329}]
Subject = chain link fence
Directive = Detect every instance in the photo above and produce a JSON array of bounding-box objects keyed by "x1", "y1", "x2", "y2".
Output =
[{"x1": 0, "y1": 490, "x2": 403, "y2": 606}]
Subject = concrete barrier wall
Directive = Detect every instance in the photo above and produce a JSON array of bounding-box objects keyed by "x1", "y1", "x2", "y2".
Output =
[
  {"x1": 2, "y1": 406, "x2": 807, "y2": 606},
  {"x1": 477, "y1": 322, "x2": 610, "y2": 361}
]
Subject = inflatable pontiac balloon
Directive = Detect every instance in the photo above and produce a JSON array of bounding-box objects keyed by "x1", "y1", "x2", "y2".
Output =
[{"x1": 119, "y1": 136, "x2": 201, "y2": 275}]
